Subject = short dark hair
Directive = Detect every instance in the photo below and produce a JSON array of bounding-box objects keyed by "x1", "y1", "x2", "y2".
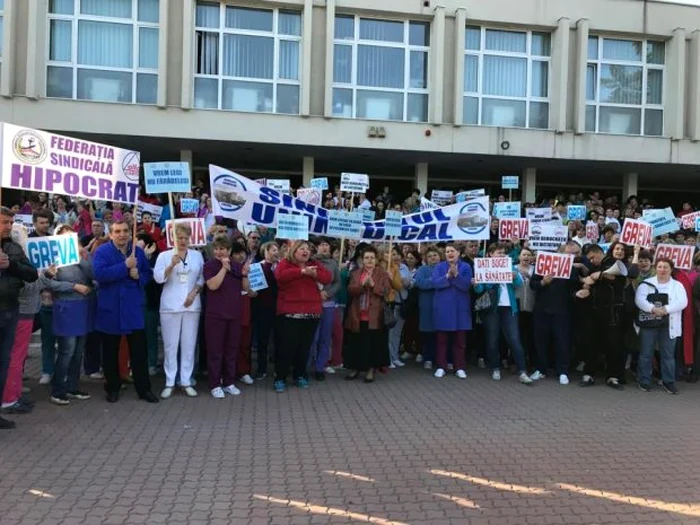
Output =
[
  {"x1": 655, "y1": 257, "x2": 675, "y2": 271},
  {"x1": 141, "y1": 211, "x2": 152, "y2": 218},
  {"x1": 0, "y1": 206, "x2": 14, "y2": 218},
  {"x1": 212, "y1": 234, "x2": 231, "y2": 250},
  {"x1": 585, "y1": 244, "x2": 604, "y2": 256},
  {"x1": 32, "y1": 208, "x2": 53, "y2": 224},
  {"x1": 487, "y1": 242, "x2": 507, "y2": 255},
  {"x1": 230, "y1": 242, "x2": 247, "y2": 255},
  {"x1": 638, "y1": 250, "x2": 653, "y2": 262}
]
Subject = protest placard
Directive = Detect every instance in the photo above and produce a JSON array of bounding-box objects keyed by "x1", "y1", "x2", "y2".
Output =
[
  {"x1": 456, "y1": 189, "x2": 486, "y2": 202},
  {"x1": 526, "y1": 207, "x2": 554, "y2": 223},
  {"x1": 164, "y1": 218, "x2": 207, "y2": 247},
  {"x1": 1, "y1": 122, "x2": 141, "y2": 204},
  {"x1": 13, "y1": 214, "x2": 35, "y2": 235},
  {"x1": 586, "y1": 221, "x2": 599, "y2": 243},
  {"x1": 493, "y1": 202, "x2": 521, "y2": 219},
  {"x1": 619, "y1": 219, "x2": 653, "y2": 248},
  {"x1": 296, "y1": 188, "x2": 322, "y2": 205},
  {"x1": 277, "y1": 214, "x2": 309, "y2": 240},
  {"x1": 135, "y1": 201, "x2": 163, "y2": 223},
  {"x1": 340, "y1": 172, "x2": 369, "y2": 193},
  {"x1": 384, "y1": 210, "x2": 403, "y2": 237},
  {"x1": 180, "y1": 198, "x2": 199, "y2": 214},
  {"x1": 642, "y1": 207, "x2": 678, "y2": 237},
  {"x1": 501, "y1": 176, "x2": 519, "y2": 189},
  {"x1": 680, "y1": 211, "x2": 700, "y2": 230},
  {"x1": 474, "y1": 257, "x2": 513, "y2": 284},
  {"x1": 361, "y1": 209, "x2": 376, "y2": 221},
  {"x1": 528, "y1": 223, "x2": 568, "y2": 251},
  {"x1": 430, "y1": 190, "x2": 453, "y2": 205},
  {"x1": 247, "y1": 262, "x2": 269, "y2": 292},
  {"x1": 310, "y1": 177, "x2": 328, "y2": 190},
  {"x1": 696, "y1": 217, "x2": 700, "y2": 232},
  {"x1": 267, "y1": 179, "x2": 291, "y2": 193},
  {"x1": 654, "y1": 244, "x2": 693, "y2": 271},
  {"x1": 143, "y1": 162, "x2": 191, "y2": 194},
  {"x1": 25, "y1": 232, "x2": 80, "y2": 270},
  {"x1": 534, "y1": 252, "x2": 574, "y2": 279},
  {"x1": 498, "y1": 218, "x2": 529, "y2": 240},
  {"x1": 567, "y1": 205, "x2": 587, "y2": 221},
  {"x1": 254, "y1": 178, "x2": 267, "y2": 186},
  {"x1": 326, "y1": 210, "x2": 363, "y2": 240}
]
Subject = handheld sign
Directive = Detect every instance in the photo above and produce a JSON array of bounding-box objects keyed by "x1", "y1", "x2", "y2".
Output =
[
  {"x1": 340, "y1": 172, "x2": 369, "y2": 193},
  {"x1": 696, "y1": 217, "x2": 700, "y2": 232},
  {"x1": 310, "y1": 177, "x2": 328, "y2": 190},
  {"x1": 13, "y1": 214, "x2": 35, "y2": 235},
  {"x1": 164, "y1": 218, "x2": 207, "y2": 247},
  {"x1": 534, "y1": 252, "x2": 574, "y2": 279},
  {"x1": 528, "y1": 223, "x2": 568, "y2": 252},
  {"x1": 493, "y1": 202, "x2": 521, "y2": 219},
  {"x1": 136, "y1": 201, "x2": 163, "y2": 223},
  {"x1": 430, "y1": 190, "x2": 453, "y2": 205},
  {"x1": 643, "y1": 207, "x2": 678, "y2": 237},
  {"x1": 501, "y1": 176, "x2": 519, "y2": 190},
  {"x1": 585, "y1": 221, "x2": 599, "y2": 243},
  {"x1": 384, "y1": 210, "x2": 402, "y2": 237},
  {"x1": 277, "y1": 214, "x2": 309, "y2": 240},
  {"x1": 498, "y1": 218, "x2": 529, "y2": 241},
  {"x1": 526, "y1": 207, "x2": 554, "y2": 223},
  {"x1": 681, "y1": 211, "x2": 700, "y2": 230},
  {"x1": 361, "y1": 209, "x2": 376, "y2": 222},
  {"x1": 619, "y1": 219, "x2": 653, "y2": 248},
  {"x1": 456, "y1": 189, "x2": 485, "y2": 202},
  {"x1": 327, "y1": 210, "x2": 363, "y2": 240},
  {"x1": 567, "y1": 205, "x2": 587, "y2": 222},
  {"x1": 25, "y1": 233, "x2": 80, "y2": 270},
  {"x1": 247, "y1": 262, "x2": 269, "y2": 292},
  {"x1": 654, "y1": 244, "x2": 694, "y2": 271},
  {"x1": 143, "y1": 162, "x2": 191, "y2": 194},
  {"x1": 267, "y1": 179, "x2": 291, "y2": 194},
  {"x1": 296, "y1": 188, "x2": 321, "y2": 205},
  {"x1": 180, "y1": 198, "x2": 199, "y2": 214},
  {"x1": 474, "y1": 257, "x2": 513, "y2": 284}
]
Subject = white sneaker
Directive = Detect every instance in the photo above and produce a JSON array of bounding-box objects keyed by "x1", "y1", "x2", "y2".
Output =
[
  {"x1": 447, "y1": 363, "x2": 454, "y2": 371},
  {"x1": 519, "y1": 372, "x2": 534, "y2": 385},
  {"x1": 240, "y1": 375, "x2": 254, "y2": 385},
  {"x1": 210, "y1": 387, "x2": 225, "y2": 399},
  {"x1": 477, "y1": 358, "x2": 486, "y2": 369},
  {"x1": 182, "y1": 386, "x2": 198, "y2": 397},
  {"x1": 400, "y1": 352, "x2": 411, "y2": 361},
  {"x1": 324, "y1": 366, "x2": 336, "y2": 375},
  {"x1": 434, "y1": 368, "x2": 446, "y2": 378},
  {"x1": 491, "y1": 370, "x2": 501, "y2": 381},
  {"x1": 160, "y1": 387, "x2": 173, "y2": 399},
  {"x1": 415, "y1": 354, "x2": 424, "y2": 364},
  {"x1": 559, "y1": 374, "x2": 570, "y2": 385},
  {"x1": 423, "y1": 361, "x2": 432, "y2": 370},
  {"x1": 39, "y1": 373, "x2": 52, "y2": 385},
  {"x1": 223, "y1": 384, "x2": 241, "y2": 396},
  {"x1": 392, "y1": 359, "x2": 405, "y2": 368},
  {"x1": 88, "y1": 371, "x2": 104, "y2": 380},
  {"x1": 456, "y1": 369, "x2": 467, "y2": 379},
  {"x1": 530, "y1": 371, "x2": 545, "y2": 381}
]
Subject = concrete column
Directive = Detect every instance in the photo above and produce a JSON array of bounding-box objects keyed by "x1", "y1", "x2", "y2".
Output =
[
  {"x1": 429, "y1": 6, "x2": 445, "y2": 124},
  {"x1": 181, "y1": 0, "x2": 194, "y2": 109},
  {"x1": 452, "y1": 8, "x2": 466, "y2": 126},
  {"x1": 550, "y1": 17, "x2": 570, "y2": 132},
  {"x1": 573, "y1": 18, "x2": 589, "y2": 135},
  {"x1": 415, "y1": 162, "x2": 428, "y2": 197},
  {"x1": 323, "y1": 0, "x2": 336, "y2": 118},
  {"x1": 689, "y1": 30, "x2": 700, "y2": 141},
  {"x1": 666, "y1": 28, "x2": 687, "y2": 140},
  {"x1": 522, "y1": 167, "x2": 536, "y2": 204},
  {"x1": 180, "y1": 150, "x2": 194, "y2": 178},
  {"x1": 25, "y1": 0, "x2": 45, "y2": 99},
  {"x1": 300, "y1": 0, "x2": 313, "y2": 116},
  {"x1": 302, "y1": 156, "x2": 314, "y2": 187},
  {"x1": 0, "y1": 0, "x2": 15, "y2": 98},
  {"x1": 156, "y1": 0, "x2": 169, "y2": 108},
  {"x1": 623, "y1": 173, "x2": 638, "y2": 202}
]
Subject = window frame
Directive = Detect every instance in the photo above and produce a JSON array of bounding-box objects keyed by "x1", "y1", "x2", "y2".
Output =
[
  {"x1": 193, "y1": 2, "x2": 302, "y2": 114},
  {"x1": 586, "y1": 35, "x2": 665, "y2": 136},
  {"x1": 45, "y1": 0, "x2": 159, "y2": 104},
  {"x1": 463, "y1": 26, "x2": 551, "y2": 129},
  {"x1": 331, "y1": 14, "x2": 430, "y2": 122},
  {"x1": 0, "y1": 1, "x2": 4, "y2": 65}
]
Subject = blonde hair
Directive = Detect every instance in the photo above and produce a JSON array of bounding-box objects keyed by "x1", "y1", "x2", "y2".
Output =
[
  {"x1": 174, "y1": 223, "x2": 192, "y2": 238},
  {"x1": 285, "y1": 240, "x2": 311, "y2": 262},
  {"x1": 54, "y1": 224, "x2": 74, "y2": 235}
]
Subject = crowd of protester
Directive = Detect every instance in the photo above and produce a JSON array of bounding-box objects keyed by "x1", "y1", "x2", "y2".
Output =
[{"x1": 1, "y1": 183, "x2": 699, "y2": 431}]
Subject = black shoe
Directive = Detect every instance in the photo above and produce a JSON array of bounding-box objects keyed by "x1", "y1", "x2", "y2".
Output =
[
  {"x1": 663, "y1": 382, "x2": 679, "y2": 395},
  {"x1": 139, "y1": 391, "x2": 159, "y2": 403},
  {"x1": 50, "y1": 394, "x2": 70, "y2": 406},
  {"x1": 67, "y1": 390, "x2": 91, "y2": 400},
  {"x1": 106, "y1": 392, "x2": 120, "y2": 403},
  {"x1": 606, "y1": 377, "x2": 624, "y2": 390},
  {"x1": 1, "y1": 401, "x2": 33, "y2": 414},
  {"x1": 19, "y1": 395, "x2": 35, "y2": 407},
  {"x1": 686, "y1": 374, "x2": 698, "y2": 384},
  {"x1": 0, "y1": 416, "x2": 16, "y2": 429},
  {"x1": 315, "y1": 372, "x2": 325, "y2": 381},
  {"x1": 255, "y1": 373, "x2": 267, "y2": 381},
  {"x1": 638, "y1": 382, "x2": 651, "y2": 393}
]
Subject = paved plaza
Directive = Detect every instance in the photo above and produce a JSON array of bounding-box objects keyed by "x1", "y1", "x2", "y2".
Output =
[{"x1": 1, "y1": 346, "x2": 700, "y2": 525}]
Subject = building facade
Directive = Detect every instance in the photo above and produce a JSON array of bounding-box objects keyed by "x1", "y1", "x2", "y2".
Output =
[{"x1": 1, "y1": 0, "x2": 700, "y2": 202}]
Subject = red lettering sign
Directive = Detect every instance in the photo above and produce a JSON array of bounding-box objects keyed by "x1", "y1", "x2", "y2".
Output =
[
  {"x1": 474, "y1": 257, "x2": 512, "y2": 283},
  {"x1": 681, "y1": 211, "x2": 700, "y2": 230},
  {"x1": 586, "y1": 222, "x2": 599, "y2": 242},
  {"x1": 534, "y1": 252, "x2": 574, "y2": 279},
  {"x1": 165, "y1": 218, "x2": 207, "y2": 248},
  {"x1": 619, "y1": 219, "x2": 653, "y2": 248},
  {"x1": 498, "y1": 219, "x2": 529, "y2": 241},
  {"x1": 654, "y1": 243, "x2": 693, "y2": 271}
]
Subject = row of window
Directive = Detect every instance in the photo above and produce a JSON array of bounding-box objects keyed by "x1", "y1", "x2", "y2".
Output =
[{"x1": 44, "y1": 0, "x2": 668, "y2": 137}]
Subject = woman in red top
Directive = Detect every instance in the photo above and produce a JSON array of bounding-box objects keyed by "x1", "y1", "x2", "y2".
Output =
[{"x1": 274, "y1": 240, "x2": 332, "y2": 393}]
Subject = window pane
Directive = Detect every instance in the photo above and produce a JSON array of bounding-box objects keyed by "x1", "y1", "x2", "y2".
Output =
[
  {"x1": 138, "y1": 0, "x2": 159, "y2": 23},
  {"x1": 409, "y1": 22, "x2": 429, "y2": 46},
  {"x1": 357, "y1": 90, "x2": 403, "y2": 120},
  {"x1": 139, "y1": 28, "x2": 159, "y2": 69},
  {"x1": 463, "y1": 96, "x2": 478, "y2": 124},
  {"x1": 196, "y1": 1, "x2": 220, "y2": 28},
  {"x1": 222, "y1": 34, "x2": 273, "y2": 79},
  {"x1": 483, "y1": 55, "x2": 526, "y2": 97},
  {"x1": 196, "y1": 31, "x2": 219, "y2": 75},
  {"x1": 599, "y1": 64, "x2": 642, "y2": 104},
  {"x1": 465, "y1": 27, "x2": 480, "y2": 50},
  {"x1": 357, "y1": 45, "x2": 404, "y2": 88},
  {"x1": 587, "y1": 36, "x2": 598, "y2": 60},
  {"x1": 222, "y1": 80, "x2": 273, "y2": 112},
  {"x1": 47, "y1": 66, "x2": 73, "y2": 98},
  {"x1": 359, "y1": 19, "x2": 403, "y2": 43},
  {"x1": 332, "y1": 88, "x2": 353, "y2": 117},
  {"x1": 225, "y1": 7, "x2": 272, "y2": 31},
  {"x1": 531, "y1": 60, "x2": 548, "y2": 97},
  {"x1": 599, "y1": 106, "x2": 641, "y2": 134},
  {"x1": 531, "y1": 32, "x2": 551, "y2": 57},
  {"x1": 586, "y1": 64, "x2": 596, "y2": 101},
  {"x1": 529, "y1": 101, "x2": 549, "y2": 129},
  {"x1": 482, "y1": 98, "x2": 526, "y2": 127},
  {"x1": 647, "y1": 69, "x2": 663, "y2": 105},
  {"x1": 585, "y1": 105, "x2": 596, "y2": 132},
  {"x1": 602, "y1": 38, "x2": 641, "y2": 61},
  {"x1": 485, "y1": 29, "x2": 526, "y2": 53},
  {"x1": 333, "y1": 44, "x2": 351, "y2": 83},
  {"x1": 279, "y1": 41, "x2": 299, "y2": 80},
  {"x1": 81, "y1": 0, "x2": 131, "y2": 18},
  {"x1": 409, "y1": 51, "x2": 427, "y2": 89},
  {"x1": 49, "y1": 0, "x2": 73, "y2": 15},
  {"x1": 335, "y1": 15, "x2": 354, "y2": 40},
  {"x1": 464, "y1": 55, "x2": 478, "y2": 92},
  {"x1": 136, "y1": 73, "x2": 157, "y2": 104},
  {"x1": 277, "y1": 84, "x2": 300, "y2": 114},
  {"x1": 647, "y1": 41, "x2": 665, "y2": 65},
  {"x1": 77, "y1": 69, "x2": 132, "y2": 103},
  {"x1": 0, "y1": 18, "x2": 4, "y2": 57},
  {"x1": 644, "y1": 109, "x2": 663, "y2": 136},
  {"x1": 49, "y1": 20, "x2": 72, "y2": 62},
  {"x1": 279, "y1": 11, "x2": 301, "y2": 36},
  {"x1": 78, "y1": 21, "x2": 133, "y2": 68},
  {"x1": 194, "y1": 77, "x2": 218, "y2": 108},
  {"x1": 407, "y1": 93, "x2": 427, "y2": 122}
]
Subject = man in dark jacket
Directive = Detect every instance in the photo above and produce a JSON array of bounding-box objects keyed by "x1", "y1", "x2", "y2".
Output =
[{"x1": 0, "y1": 207, "x2": 39, "y2": 429}]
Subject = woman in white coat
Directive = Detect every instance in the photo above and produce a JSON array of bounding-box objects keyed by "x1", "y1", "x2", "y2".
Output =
[
  {"x1": 635, "y1": 257, "x2": 688, "y2": 394},
  {"x1": 154, "y1": 223, "x2": 205, "y2": 398}
]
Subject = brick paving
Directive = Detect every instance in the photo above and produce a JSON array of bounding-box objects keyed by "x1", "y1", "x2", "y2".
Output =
[{"x1": 2, "y1": 345, "x2": 700, "y2": 525}]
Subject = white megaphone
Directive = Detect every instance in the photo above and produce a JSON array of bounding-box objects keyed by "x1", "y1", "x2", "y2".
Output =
[{"x1": 603, "y1": 260, "x2": 628, "y2": 278}]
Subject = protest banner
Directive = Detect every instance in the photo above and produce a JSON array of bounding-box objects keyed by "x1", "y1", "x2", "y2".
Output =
[
  {"x1": 296, "y1": 188, "x2": 322, "y2": 205},
  {"x1": 534, "y1": 252, "x2": 574, "y2": 279},
  {"x1": 586, "y1": 221, "x2": 599, "y2": 243},
  {"x1": 696, "y1": 217, "x2": 700, "y2": 232},
  {"x1": 680, "y1": 211, "x2": 700, "y2": 230},
  {"x1": 526, "y1": 207, "x2": 554, "y2": 223},
  {"x1": 164, "y1": 218, "x2": 207, "y2": 248},
  {"x1": 180, "y1": 198, "x2": 199, "y2": 214},
  {"x1": 430, "y1": 190, "x2": 453, "y2": 205},
  {"x1": 643, "y1": 207, "x2": 679, "y2": 237},
  {"x1": 1, "y1": 122, "x2": 140, "y2": 204},
  {"x1": 143, "y1": 162, "x2": 191, "y2": 194},
  {"x1": 277, "y1": 213, "x2": 309, "y2": 240},
  {"x1": 310, "y1": 177, "x2": 328, "y2": 190},
  {"x1": 340, "y1": 172, "x2": 369, "y2": 193},
  {"x1": 474, "y1": 257, "x2": 513, "y2": 284},
  {"x1": 247, "y1": 262, "x2": 268, "y2": 292},
  {"x1": 654, "y1": 243, "x2": 693, "y2": 271},
  {"x1": 528, "y1": 223, "x2": 568, "y2": 251},
  {"x1": 210, "y1": 165, "x2": 490, "y2": 242},
  {"x1": 361, "y1": 208, "x2": 376, "y2": 221},
  {"x1": 254, "y1": 178, "x2": 267, "y2": 186},
  {"x1": 456, "y1": 189, "x2": 486, "y2": 202},
  {"x1": 13, "y1": 214, "x2": 35, "y2": 235},
  {"x1": 501, "y1": 176, "x2": 519, "y2": 189},
  {"x1": 24, "y1": 232, "x2": 80, "y2": 270},
  {"x1": 267, "y1": 179, "x2": 291, "y2": 194},
  {"x1": 135, "y1": 201, "x2": 163, "y2": 223},
  {"x1": 384, "y1": 210, "x2": 402, "y2": 237},
  {"x1": 493, "y1": 202, "x2": 521, "y2": 219},
  {"x1": 619, "y1": 218, "x2": 653, "y2": 248},
  {"x1": 327, "y1": 210, "x2": 363, "y2": 240},
  {"x1": 420, "y1": 197, "x2": 439, "y2": 211},
  {"x1": 498, "y1": 218, "x2": 529, "y2": 240},
  {"x1": 567, "y1": 205, "x2": 587, "y2": 221}
]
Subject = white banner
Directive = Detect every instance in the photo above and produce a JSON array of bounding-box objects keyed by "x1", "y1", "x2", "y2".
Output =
[
  {"x1": 526, "y1": 207, "x2": 555, "y2": 223},
  {"x1": 296, "y1": 188, "x2": 322, "y2": 205},
  {"x1": 654, "y1": 244, "x2": 693, "y2": 271},
  {"x1": 267, "y1": 179, "x2": 290, "y2": 193},
  {"x1": 164, "y1": 218, "x2": 207, "y2": 248},
  {"x1": 25, "y1": 233, "x2": 80, "y2": 270},
  {"x1": 136, "y1": 201, "x2": 163, "y2": 223},
  {"x1": 619, "y1": 218, "x2": 653, "y2": 248},
  {"x1": 430, "y1": 190, "x2": 453, "y2": 205},
  {"x1": 528, "y1": 222, "x2": 568, "y2": 252},
  {"x1": 474, "y1": 257, "x2": 513, "y2": 284},
  {"x1": 340, "y1": 172, "x2": 369, "y2": 193},
  {"x1": 534, "y1": 252, "x2": 573, "y2": 279},
  {"x1": 13, "y1": 214, "x2": 35, "y2": 235}
]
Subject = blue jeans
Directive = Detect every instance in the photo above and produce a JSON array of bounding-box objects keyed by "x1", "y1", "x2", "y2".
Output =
[
  {"x1": 637, "y1": 326, "x2": 676, "y2": 385},
  {"x1": 482, "y1": 306, "x2": 527, "y2": 372},
  {"x1": 308, "y1": 306, "x2": 335, "y2": 372},
  {"x1": 40, "y1": 306, "x2": 57, "y2": 375},
  {"x1": 0, "y1": 308, "x2": 20, "y2": 403},
  {"x1": 52, "y1": 336, "x2": 86, "y2": 397}
]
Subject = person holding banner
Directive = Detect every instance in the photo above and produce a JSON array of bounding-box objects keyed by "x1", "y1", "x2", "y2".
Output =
[{"x1": 154, "y1": 223, "x2": 205, "y2": 399}]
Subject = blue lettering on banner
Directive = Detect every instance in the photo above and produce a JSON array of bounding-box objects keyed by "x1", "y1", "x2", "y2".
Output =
[
  {"x1": 247, "y1": 263, "x2": 268, "y2": 292},
  {"x1": 143, "y1": 162, "x2": 192, "y2": 194},
  {"x1": 384, "y1": 210, "x2": 402, "y2": 237},
  {"x1": 25, "y1": 234, "x2": 80, "y2": 270}
]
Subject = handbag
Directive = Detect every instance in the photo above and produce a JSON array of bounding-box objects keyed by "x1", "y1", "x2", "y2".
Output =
[
  {"x1": 384, "y1": 302, "x2": 397, "y2": 328},
  {"x1": 474, "y1": 287, "x2": 497, "y2": 312},
  {"x1": 636, "y1": 281, "x2": 669, "y2": 328}
]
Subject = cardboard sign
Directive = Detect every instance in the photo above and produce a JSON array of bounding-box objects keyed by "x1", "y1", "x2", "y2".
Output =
[
  {"x1": 643, "y1": 207, "x2": 678, "y2": 237},
  {"x1": 164, "y1": 218, "x2": 207, "y2": 247},
  {"x1": 361, "y1": 209, "x2": 376, "y2": 221},
  {"x1": 136, "y1": 201, "x2": 163, "y2": 223},
  {"x1": 24, "y1": 233, "x2": 80, "y2": 270},
  {"x1": 526, "y1": 207, "x2": 554, "y2": 223},
  {"x1": 310, "y1": 177, "x2": 328, "y2": 190},
  {"x1": 567, "y1": 205, "x2": 587, "y2": 222},
  {"x1": 695, "y1": 217, "x2": 700, "y2": 232},
  {"x1": 501, "y1": 176, "x2": 519, "y2": 189},
  {"x1": 384, "y1": 210, "x2": 402, "y2": 237},
  {"x1": 654, "y1": 244, "x2": 694, "y2": 271},
  {"x1": 620, "y1": 219, "x2": 653, "y2": 248},
  {"x1": 493, "y1": 202, "x2": 521, "y2": 219},
  {"x1": 681, "y1": 211, "x2": 700, "y2": 230},
  {"x1": 180, "y1": 198, "x2": 199, "y2": 214},
  {"x1": 456, "y1": 189, "x2": 485, "y2": 202},
  {"x1": 528, "y1": 223, "x2": 568, "y2": 252},
  {"x1": 327, "y1": 210, "x2": 363, "y2": 239},
  {"x1": 534, "y1": 252, "x2": 573, "y2": 279},
  {"x1": 498, "y1": 218, "x2": 529, "y2": 241},
  {"x1": 430, "y1": 190, "x2": 453, "y2": 205},
  {"x1": 267, "y1": 179, "x2": 291, "y2": 194},
  {"x1": 143, "y1": 162, "x2": 191, "y2": 194},
  {"x1": 474, "y1": 257, "x2": 513, "y2": 284},
  {"x1": 586, "y1": 221, "x2": 599, "y2": 243},
  {"x1": 296, "y1": 188, "x2": 322, "y2": 205},
  {"x1": 340, "y1": 172, "x2": 369, "y2": 193},
  {"x1": 247, "y1": 262, "x2": 268, "y2": 292},
  {"x1": 13, "y1": 214, "x2": 35, "y2": 235},
  {"x1": 276, "y1": 214, "x2": 309, "y2": 240}
]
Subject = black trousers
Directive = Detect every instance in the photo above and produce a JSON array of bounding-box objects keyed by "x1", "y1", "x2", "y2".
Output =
[
  {"x1": 583, "y1": 310, "x2": 625, "y2": 380},
  {"x1": 253, "y1": 306, "x2": 276, "y2": 376},
  {"x1": 101, "y1": 330, "x2": 151, "y2": 396},
  {"x1": 348, "y1": 322, "x2": 385, "y2": 372},
  {"x1": 274, "y1": 317, "x2": 319, "y2": 382}
]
